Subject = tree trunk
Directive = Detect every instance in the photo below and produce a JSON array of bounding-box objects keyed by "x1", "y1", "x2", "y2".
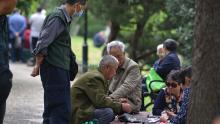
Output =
[
  {"x1": 187, "y1": 0, "x2": 220, "y2": 124},
  {"x1": 130, "y1": 1, "x2": 148, "y2": 61},
  {"x1": 102, "y1": 20, "x2": 120, "y2": 56},
  {"x1": 130, "y1": 22, "x2": 147, "y2": 61},
  {"x1": 107, "y1": 20, "x2": 120, "y2": 43}
]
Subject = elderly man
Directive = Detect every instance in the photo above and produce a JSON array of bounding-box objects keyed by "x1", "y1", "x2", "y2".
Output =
[
  {"x1": 155, "y1": 39, "x2": 181, "y2": 80},
  {"x1": 107, "y1": 40, "x2": 142, "y2": 113},
  {"x1": 71, "y1": 55, "x2": 132, "y2": 124},
  {"x1": 31, "y1": 0, "x2": 86, "y2": 123},
  {"x1": 153, "y1": 44, "x2": 165, "y2": 69}
]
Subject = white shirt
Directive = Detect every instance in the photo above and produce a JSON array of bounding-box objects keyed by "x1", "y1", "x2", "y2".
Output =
[{"x1": 30, "y1": 12, "x2": 46, "y2": 37}]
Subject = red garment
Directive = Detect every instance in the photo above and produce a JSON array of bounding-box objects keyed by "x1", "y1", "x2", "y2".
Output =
[{"x1": 23, "y1": 29, "x2": 31, "y2": 49}]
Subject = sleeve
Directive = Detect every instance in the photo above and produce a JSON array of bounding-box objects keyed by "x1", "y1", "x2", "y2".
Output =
[
  {"x1": 109, "y1": 65, "x2": 141, "y2": 98},
  {"x1": 18, "y1": 17, "x2": 26, "y2": 35},
  {"x1": 152, "y1": 89, "x2": 166, "y2": 115},
  {"x1": 170, "y1": 89, "x2": 190, "y2": 124},
  {"x1": 84, "y1": 77, "x2": 123, "y2": 115},
  {"x1": 29, "y1": 15, "x2": 34, "y2": 25},
  {"x1": 8, "y1": 17, "x2": 17, "y2": 36},
  {"x1": 156, "y1": 56, "x2": 174, "y2": 79},
  {"x1": 32, "y1": 17, "x2": 65, "y2": 56}
]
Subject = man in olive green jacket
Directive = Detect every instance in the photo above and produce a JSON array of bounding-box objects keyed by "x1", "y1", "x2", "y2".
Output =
[{"x1": 71, "y1": 55, "x2": 132, "y2": 124}]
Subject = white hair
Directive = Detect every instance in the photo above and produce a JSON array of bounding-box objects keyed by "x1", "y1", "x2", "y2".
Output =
[
  {"x1": 157, "y1": 44, "x2": 163, "y2": 51},
  {"x1": 99, "y1": 55, "x2": 119, "y2": 70},
  {"x1": 106, "y1": 40, "x2": 125, "y2": 54}
]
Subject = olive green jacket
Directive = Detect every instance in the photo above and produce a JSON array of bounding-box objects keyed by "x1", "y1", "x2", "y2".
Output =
[{"x1": 71, "y1": 70, "x2": 122, "y2": 124}]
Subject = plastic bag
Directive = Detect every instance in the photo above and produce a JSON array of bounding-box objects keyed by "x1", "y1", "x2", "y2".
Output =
[{"x1": 145, "y1": 68, "x2": 166, "y2": 92}]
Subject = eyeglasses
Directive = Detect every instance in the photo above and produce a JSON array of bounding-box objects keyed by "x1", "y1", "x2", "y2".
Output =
[{"x1": 166, "y1": 82, "x2": 178, "y2": 88}]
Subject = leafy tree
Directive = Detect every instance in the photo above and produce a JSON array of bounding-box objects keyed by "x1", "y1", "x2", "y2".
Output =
[{"x1": 165, "y1": 0, "x2": 195, "y2": 65}]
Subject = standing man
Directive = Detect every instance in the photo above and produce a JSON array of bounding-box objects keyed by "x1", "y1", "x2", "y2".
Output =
[
  {"x1": 31, "y1": 0, "x2": 86, "y2": 123},
  {"x1": 107, "y1": 40, "x2": 142, "y2": 113},
  {"x1": 28, "y1": 7, "x2": 45, "y2": 65},
  {"x1": 8, "y1": 8, "x2": 26, "y2": 62},
  {"x1": 0, "y1": 0, "x2": 17, "y2": 123}
]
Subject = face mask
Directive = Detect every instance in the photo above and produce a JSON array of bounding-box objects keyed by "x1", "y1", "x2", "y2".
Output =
[{"x1": 73, "y1": 9, "x2": 84, "y2": 17}]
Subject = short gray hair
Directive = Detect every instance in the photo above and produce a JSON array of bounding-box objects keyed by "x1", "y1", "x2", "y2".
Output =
[
  {"x1": 106, "y1": 40, "x2": 125, "y2": 54},
  {"x1": 99, "y1": 55, "x2": 119, "y2": 70}
]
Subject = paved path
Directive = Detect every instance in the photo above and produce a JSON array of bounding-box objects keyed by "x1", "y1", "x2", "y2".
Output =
[{"x1": 4, "y1": 63, "x2": 43, "y2": 124}]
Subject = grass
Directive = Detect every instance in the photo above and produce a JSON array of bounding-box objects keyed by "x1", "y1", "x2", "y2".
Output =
[{"x1": 71, "y1": 36, "x2": 104, "y2": 67}]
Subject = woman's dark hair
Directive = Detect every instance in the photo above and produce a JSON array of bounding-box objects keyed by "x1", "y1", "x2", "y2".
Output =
[
  {"x1": 163, "y1": 39, "x2": 178, "y2": 52},
  {"x1": 166, "y1": 70, "x2": 182, "y2": 85},
  {"x1": 179, "y1": 66, "x2": 192, "y2": 85}
]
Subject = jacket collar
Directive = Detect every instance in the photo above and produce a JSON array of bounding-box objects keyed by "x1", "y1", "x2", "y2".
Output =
[
  {"x1": 120, "y1": 57, "x2": 129, "y2": 70},
  {"x1": 59, "y1": 5, "x2": 71, "y2": 23}
]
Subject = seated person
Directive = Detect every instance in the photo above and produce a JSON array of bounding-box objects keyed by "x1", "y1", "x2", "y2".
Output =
[
  {"x1": 160, "y1": 66, "x2": 192, "y2": 124},
  {"x1": 156, "y1": 39, "x2": 181, "y2": 81},
  {"x1": 107, "y1": 40, "x2": 142, "y2": 113},
  {"x1": 71, "y1": 55, "x2": 132, "y2": 124},
  {"x1": 141, "y1": 43, "x2": 165, "y2": 110},
  {"x1": 153, "y1": 43, "x2": 165, "y2": 70},
  {"x1": 153, "y1": 70, "x2": 183, "y2": 116}
]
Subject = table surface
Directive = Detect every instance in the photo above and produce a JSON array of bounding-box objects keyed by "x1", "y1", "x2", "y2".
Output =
[{"x1": 110, "y1": 112, "x2": 160, "y2": 124}]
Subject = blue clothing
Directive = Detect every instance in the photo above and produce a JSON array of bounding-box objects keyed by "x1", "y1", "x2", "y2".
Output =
[
  {"x1": 153, "y1": 59, "x2": 160, "y2": 70},
  {"x1": 93, "y1": 108, "x2": 115, "y2": 124},
  {"x1": 153, "y1": 88, "x2": 182, "y2": 116},
  {"x1": 9, "y1": 13, "x2": 26, "y2": 38},
  {"x1": 156, "y1": 52, "x2": 180, "y2": 80},
  {"x1": 170, "y1": 88, "x2": 191, "y2": 124}
]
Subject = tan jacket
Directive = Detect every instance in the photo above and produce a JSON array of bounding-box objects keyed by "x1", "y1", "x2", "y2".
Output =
[{"x1": 109, "y1": 57, "x2": 142, "y2": 112}]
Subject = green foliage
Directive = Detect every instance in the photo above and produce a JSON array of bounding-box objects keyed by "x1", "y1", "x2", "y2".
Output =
[
  {"x1": 19, "y1": 0, "x2": 194, "y2": 67},
  {"x1": 16, "y1": 0, "x2": 40, "y2": 16},
  {"x1": 165, "y1": 0, "x2": 195, "y2": 64}
]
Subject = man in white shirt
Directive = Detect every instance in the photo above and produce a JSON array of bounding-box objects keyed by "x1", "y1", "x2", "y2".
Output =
[
  {"x1": 28, "y1": 7, "x2": 45, "y2": 65},
  {"x1": 30, "y1": 7, "x2": 46, "y2": 52}
]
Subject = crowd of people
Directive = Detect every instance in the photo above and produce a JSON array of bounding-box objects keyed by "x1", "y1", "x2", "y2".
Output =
[
  {"x1": 1, "y1": 5, "x2": 46, "y2": 64},
  {"x1": 1, "y1": 0, "x2": 220, "y2": 124}
]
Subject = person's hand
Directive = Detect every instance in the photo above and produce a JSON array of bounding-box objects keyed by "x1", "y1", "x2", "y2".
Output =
[
  {"x1": 160, "y1": 111, "x2": 169, "y2": 123},
  {"x1": 160, "y1": 115, "x2": 168, "y2": 123},
  {"x1": 166, "y1": 111, "x2": 176, "y2": 118},
  {"x1": 119, "y1": 98, "x2": 128, "y2": 103},
  {"x1": 31, "y1": 54, "x2": 44, "y2": 77},
  {"x1": 122, "y1": 103, "x2": 132, "y2": 113},
  {"x1": 15, "y1": 32, "x2": 19, "y2": 37},
  {"x1": 31, "y1": 66, "x2": 40, "y2": 77}
]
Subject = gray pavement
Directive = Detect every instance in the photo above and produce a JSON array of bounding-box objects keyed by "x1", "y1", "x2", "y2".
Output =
[{"x1": 4, "y1": 63, "x2": 43, "y2": 124}]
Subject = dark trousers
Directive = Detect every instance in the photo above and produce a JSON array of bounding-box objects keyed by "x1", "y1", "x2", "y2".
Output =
[
  {"x1": 40, "y1": 61, "x2": 71, "y2": 124},
  {"x1": 10, "y1": 38, "x2": 24, "y2": 62},
  {"x1": 30, "y1": 37, "x2": 38, "y2": 65},
  {"x1": 93, "y1": 108, "x2": 115, "y2": 124},
  {"x1": 0, "y1": 68, "x2": 12, "y2": 124},
  {"x1": 31, "y1": 37, "x2": 38, "y2": 51}
]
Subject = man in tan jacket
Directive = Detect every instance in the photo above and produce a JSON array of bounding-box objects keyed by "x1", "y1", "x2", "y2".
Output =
[
  {"x1": 107, "y1": 40, "x2": 142, "y2": 113},
  {"x1": 71, "y1": 55, "x2": 132, "y2": 124}
]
